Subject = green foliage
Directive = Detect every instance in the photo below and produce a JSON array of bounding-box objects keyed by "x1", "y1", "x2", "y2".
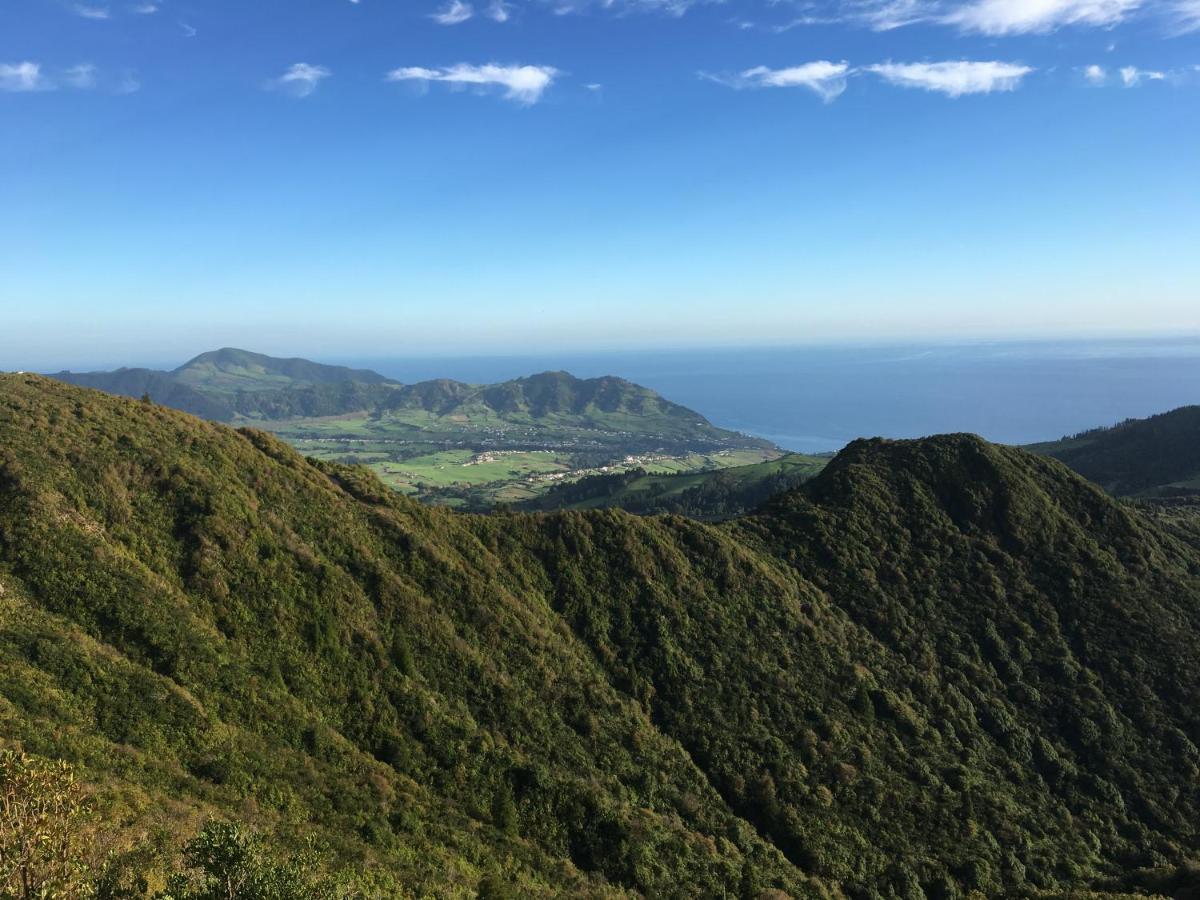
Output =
[
  {"x1": 2, "y1": 377, "x2": 1200, "y2": 898},
  {"x1": 517, "y1": 453, "x2": 828, "y2": 519},
  {"x1": 0, "y1": 750, "x2": 94, "y2": 899},
  {"x1": 159, "y1": 823, "x2": 340, "y2": 900},
  {"x1": 1031, "y1": 404, "x2": 1200, "y2": 497}
]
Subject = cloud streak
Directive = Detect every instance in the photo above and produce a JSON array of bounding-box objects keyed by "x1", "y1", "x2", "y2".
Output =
[
  {"x1": 386, "y1": 63, "x2": 559, "y2": 104},
  {"x1": 431, "y1": 0, "x2": 474, "y2": 23},
  {"x1": 268, "y1": 63, "x2": 332, "y2": 98},
  {"x1": 1119, "y1": 65, "x2": 1165, "y2": 85},
  {"x1": 867, "y1": 60, "x2": 1033, "y2": 95},
  {"x1": 705, "y1": 61, "x2": 851, "y2": 101},
  {"x1": 942, "y1": 0, "x2": 1140, "y2": 33}
]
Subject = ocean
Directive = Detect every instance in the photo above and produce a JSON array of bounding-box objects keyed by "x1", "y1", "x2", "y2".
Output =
[{"x1": 354, "y1": 338, "x2": 1200, "y2": 453}]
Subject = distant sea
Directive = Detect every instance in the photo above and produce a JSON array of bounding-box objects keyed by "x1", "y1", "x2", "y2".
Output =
[{"x1": 356, "y1": 338, "x2": 1200, "y2": 454}]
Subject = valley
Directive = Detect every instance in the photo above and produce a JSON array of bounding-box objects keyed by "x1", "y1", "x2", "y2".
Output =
[{"x1": 52, "y1": 348, "x2": 781, "y2": 509}]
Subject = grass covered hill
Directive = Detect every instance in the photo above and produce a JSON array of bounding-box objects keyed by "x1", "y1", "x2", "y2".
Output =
[
  {"x1": 517, "y1": 453, "x2": 829, "y2": 519},
  {"x1": 1029, "y1": 405, "x2": 1200, "y2": 498},
  {"x1": 1, "y1": 375, "x2": 1199, "y2": 897},
  {"x1": 170, "y1": 347, "x2": 393, "y2": 392}
]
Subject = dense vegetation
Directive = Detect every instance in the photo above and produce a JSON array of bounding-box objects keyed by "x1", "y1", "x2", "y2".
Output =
[
  {"x1": 516, "y1": 453, "x2": 828, "y2": 519},
  {"x1": 2, "y1": 375, "x2": 1199, "y2": 897},
  {"x1": 1029, "y1": 405, "x2": 1200, "y2": 498}
]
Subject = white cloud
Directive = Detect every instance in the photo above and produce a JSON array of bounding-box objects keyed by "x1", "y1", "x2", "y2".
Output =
[
  {"x1": 486, "y1": 0, "x2": 512, "y2": 20},
  {"x1": 867, "y1": 60, "x2": 1033, "y2": 96},
  {"x1": 75, "y1": 4, "x2": 111, "y2": 18},
  {"x1": 0, "y1": 62, "x2": 50, "y2": 92},
  {"x1": 268, "y1": 63, "x2": 331, "y2": 98},
  {"x1": 1170, "y1": 0, "x2": 1200, "y2": 31},
  {"x1": 942, "y1": 0, "x2": 1140, "y2": 33},
  {"x1": 179, "y1": 21, "x2": 197, "y2": 36},
  {"x1": 131, "y1": 3, "x2": 158, "y2": 12},
  {"x1": 1082, "y1": 63, "x2": 1107, "y2": 83},
  {"x1": 1119, "y1": 65, "x2": 1165, "y2": 85},
  {"x1": 64, "y1": 63, "x2": 98, "y2": 88},
  {"x1": 534, "y1": 0, "x2": 713, "y2": 15},
  {"x1": 386, "y1": 63, "x2": 559, "y2": 104},
  {"x1": 431, "y1": 0, "x2": 474, "y2": 23},
  {"x1": 706, "y1": 61, "x2": 851, "y2": 101}
]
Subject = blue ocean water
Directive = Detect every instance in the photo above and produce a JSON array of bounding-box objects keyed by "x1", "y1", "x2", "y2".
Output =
[{"x1": 353, "y1": 338, "x2": 1200, "y2": 453}]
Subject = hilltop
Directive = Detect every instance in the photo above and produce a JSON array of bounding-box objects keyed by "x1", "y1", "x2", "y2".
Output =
[
  {"x1": 2, "y1": 375, "x2": 1199, "y2": 896},
  {"x1": 1030, "y1": 405, "x2": 1200, "y2": 498}
]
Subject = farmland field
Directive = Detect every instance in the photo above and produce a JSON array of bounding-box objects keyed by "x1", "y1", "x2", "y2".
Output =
[{"x1": 264, "y1": 413, "x2": 781, "y2": 508}]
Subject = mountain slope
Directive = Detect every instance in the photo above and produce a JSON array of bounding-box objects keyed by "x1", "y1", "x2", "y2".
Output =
[
  {"x1": 516, "y1": 453, "x2": 829, "y2": 519},
  {"x1": 172, "y1": 347, "x2": 393, "y2": 392},
  {"x1": 2, "y1": 377, "x2": 1198, "y2": 896},
  {"x1": 1030, "y1": 405, "x2": 1200, "y2": 497},
  {"x1": 0, "y1": 375, "x2": 818, "y2": 898}
]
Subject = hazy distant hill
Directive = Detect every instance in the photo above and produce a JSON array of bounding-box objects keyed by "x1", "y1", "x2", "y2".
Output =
[
  {"x1": 2, "y1": 374, "x2": 1199, "y2": 897},
  {"x1": 50, "y1": 350, "x2": 756, "y2": 447},
  {"x1": 170, "y1": 347, "x2": 393, "y2": 392},
  {"x1": 1030, "y1": 404, "x2": 1200, "y2": 497}
]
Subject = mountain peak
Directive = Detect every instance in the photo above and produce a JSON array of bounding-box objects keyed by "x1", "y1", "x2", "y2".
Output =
[{"x1": 171, "y1": 348, "x2": 391, "y2": 391}]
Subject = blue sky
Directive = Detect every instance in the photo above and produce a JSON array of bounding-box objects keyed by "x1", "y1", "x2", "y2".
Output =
[{"x1": 2, "y1": 0, "x2": 1198, "y2": 369}]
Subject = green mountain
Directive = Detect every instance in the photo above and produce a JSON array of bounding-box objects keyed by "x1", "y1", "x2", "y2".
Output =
[
  {"x1": 517, "y1": 452, "x2": 830, "y2": 519},
  {"x1": 170, "y1": 348, "x2": 394, "y2": 392},
  {"x1": 51, "y1": 349, "x2": 394, "y2": 422},
  {"x1": 50, "y1": 351, "x2": 776, "y2": 507},
  {"x1": 2, "y1": 375, "x2": 1199, "y2": 897},
  {"x1": 1029, "y1": 405, "x2": 1200, "y2": 498},
  {"x1": 49, "y1": 351, "x2": 758, "y2": 448}
]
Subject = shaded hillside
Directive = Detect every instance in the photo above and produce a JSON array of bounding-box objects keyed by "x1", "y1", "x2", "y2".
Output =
[
  {"x1": 1, "y1": 377, "x2": 1199, "y2": 897},
  {"x1": 48, "y1": 367, "x2": 232, "y2": 420},
  {"x1": 517, "y1": 453, "x2": 828, "y2": 519},
  {"x1": 1030, "y1": 405, "x2": 1200, "y2": 497}
]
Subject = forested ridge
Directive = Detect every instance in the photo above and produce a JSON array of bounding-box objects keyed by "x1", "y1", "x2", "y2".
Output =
[
  {"x1": 1, "y1": 374, "x2": 1199, "y2": 898},
  {"x1": 1029, "y1": 405, "x2": 1200, "y2": 498}
]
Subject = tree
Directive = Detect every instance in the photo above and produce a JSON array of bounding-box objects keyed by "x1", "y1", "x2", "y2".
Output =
[
  {"x1": 159, "y1": 822, "x2": 340, "y2": 900},
  {"x1": 0, "y1": 750, "x2": 94, "y2": 899}
]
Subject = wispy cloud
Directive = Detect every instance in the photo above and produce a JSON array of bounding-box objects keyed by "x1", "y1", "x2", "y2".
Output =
[
  {"x1": 386, "y1": 63, "x2": 559, "y2": 104},
  {"x1": 1170, "y1": 0, "x2": 1200, "y2": 31},
  {"x1": 0, "y1": 62, "x2": 50, "y2": 92},
  {"x1": 705, "y1": 61, "x2": 851, "y2": 102},
  {"x1": 1082, "y1": 63, "x2": 1108, "y2": 83},
  {"x1": 867, "y1": 60, "x2": 1033, "y2": 95},
  {"x1": 0, "y1": 61, "x2": 137, "y2": 93},
  {"x1": 131, "y1": 2, "x2": 158, "y2": 12},
  {"x1": 942, "y1": 0, "x2": 1139, "y2": 33},
  {"x1": 268, "y1": 63, "x2": 332, "y2": 98},
  {"x1": 1119, "y1": 65, "x2": 1165, "y2": 85},
  {"x1": 75, "y1": 4, "x2": 111, "y2": 18},
  {"x1": 431, "y1": 0, "x2": 474, "y2": 23},
  {"x1": 486, "y1": 0, "x2": 512, "y2": 20},
  {"x1": 115, "y1": 69, "x2": 141, "y2": 94},
  {"x1": 64, "y1": 63, "x2": 98, "y2": 89}
]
